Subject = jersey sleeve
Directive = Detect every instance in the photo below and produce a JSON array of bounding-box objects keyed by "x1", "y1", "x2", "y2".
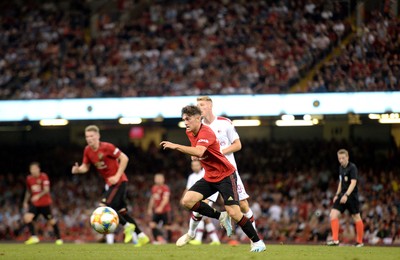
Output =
[
  {"x1": 82, "y1": 147, "x2": 90, "y2": 164},
  {"x1": 42, "y1": 173, "x2": 50, "y2": 187},
  {"x1": 106, "y1": 143, "x2": 121, "y2": 159},
  {"x1": 163, "y1": 185, "x2": 170, "y2": 197},
  {"x1": 225, "y1": 121, "x2": 240, "y2": 143},
  {"x1": 151, "y1": 185, "x2": 156, "y2": 195},
  {"x1": 196, "y1": 127, "x2": 215, "y2": 148},
  {"x1": 349, "y1": 164, "x2": 358, "y2": 180}
]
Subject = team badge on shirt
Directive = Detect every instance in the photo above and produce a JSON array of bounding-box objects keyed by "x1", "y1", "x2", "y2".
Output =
[
  {"x1": 98, "y1": 153, "x2": 103, "y2": 160},
  {"x1": 344, "y1": 176, "x2": 348, "y2": 182}
]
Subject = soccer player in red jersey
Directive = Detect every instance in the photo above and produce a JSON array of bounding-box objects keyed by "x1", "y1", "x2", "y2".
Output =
[
  {"x1": 197, "y1": 96, "x2": 257, "y2": 228},
  {"x1": 160, "y1": 105, "x2": 266, "y2": 252},
  {"x1": 23, "y1": 162, "x2": 63, "y2": 245},
  {"x1": 175, "y1": 96, "x2": 258, "y2": 247},
  {"x1": 71, "y1": 125, "x2": 149, "y2": 246},
  {"x1": 147, "y1": 173, "x2": 172, "y2": 243}
]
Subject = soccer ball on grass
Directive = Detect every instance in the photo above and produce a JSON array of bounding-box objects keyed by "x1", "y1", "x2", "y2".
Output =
[{"x1": 90, "y1": 206, "x2": 119, "y2": 234}]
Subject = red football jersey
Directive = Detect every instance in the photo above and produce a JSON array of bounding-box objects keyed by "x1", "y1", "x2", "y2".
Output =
[
  {"x1": 26, "y1": 173, "x2": 52, "y2": 207},
  {"x1": 83, "y1": 142, "x2": 128, "y2": 186},
  {"x1": 186, "y1": 124, "x2": 236, "y2": 182},
  {"x1": 151, "y1": 184, "x2": 171, "y2": 213}
]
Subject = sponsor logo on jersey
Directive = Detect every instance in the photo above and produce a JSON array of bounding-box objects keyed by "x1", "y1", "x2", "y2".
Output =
[
  {"x1": 198, "y1": 139, "x2": 209, "y2": 143},
  {"x1": 31, "y1": 184, "x2": 42, "y2": 192}
]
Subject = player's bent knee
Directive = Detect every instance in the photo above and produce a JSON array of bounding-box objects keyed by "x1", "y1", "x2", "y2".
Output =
[
  {"x1": 329, "y1": 209, "x2": 340, "y2": 220},
  {"x1": 49, "y1": 218, "x2": 57, "y2": 225},
  {"x1": 180, "y1": 197, "x2": 194, "y2": 210},
  {"x1": 180, "y1": 193, "x2": 196, "y2": 209},
  {"x1": 149, "y1": 222, "x2": 156, "y2": 228},
  {"x1": 352, "y1": 214, "x2": 361, "y2": 222},
  {"x1": 225, "y1": 205, "x2": 242, "y2": 222},
  {"x1": 23, "y1": 213, "x2": 34, "y2": 223}
]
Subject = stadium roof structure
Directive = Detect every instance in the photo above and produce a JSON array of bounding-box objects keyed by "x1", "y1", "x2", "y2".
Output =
[{"x1": 0, "y1": 92, "x2": 399, "y2": 122}]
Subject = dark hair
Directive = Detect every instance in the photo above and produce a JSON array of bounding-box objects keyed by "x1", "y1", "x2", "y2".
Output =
[{"x1": 181, "y1": 105, "x2": 201, "y2": 116}]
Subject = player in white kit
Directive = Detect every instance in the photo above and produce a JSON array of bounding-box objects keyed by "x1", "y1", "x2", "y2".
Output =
[
  {"x1": 197, "y1": 96, "x2": 257, "y2": 230},
  {"x1": 179, "y1": 160, "x2": 221, "y2": 245}
]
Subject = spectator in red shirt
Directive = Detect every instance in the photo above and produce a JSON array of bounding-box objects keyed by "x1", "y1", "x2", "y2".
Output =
[{"x1": 23, "y1": 162, "x2": 63, "y2": 245}]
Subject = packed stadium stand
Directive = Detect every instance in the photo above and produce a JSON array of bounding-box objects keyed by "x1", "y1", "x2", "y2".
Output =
[
  {"x1": 0, "y1": 0, "x2": 355, "y2": 99},
  {"x1": 306, "y1": 10, "x2": 400, "y2": 92}
]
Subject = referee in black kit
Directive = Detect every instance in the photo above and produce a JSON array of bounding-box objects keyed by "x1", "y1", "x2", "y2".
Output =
[{"x1": 327, "y1": 149, "x2": 364, "y2": 247}]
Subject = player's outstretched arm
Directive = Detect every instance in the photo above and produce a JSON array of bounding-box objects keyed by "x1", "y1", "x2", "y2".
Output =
[
  {"x1": 160, "y1": 141, "x2": 206, "y2": 158},
  {"x1": 71, "y1": 162, "x2": 89, "y2": 174}
]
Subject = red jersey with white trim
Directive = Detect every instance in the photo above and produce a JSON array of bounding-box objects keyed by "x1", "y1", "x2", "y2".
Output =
[
  {"x1": 83, "y1": 142, "x2": 128, "y2": 186},
  {"x1": 186, "y1": 124, "x2": 235, "y2": 182},
  {"x1": 151, "y1": 184, "x2": 171, "y2": 213},
  {"x1": 26, "y1": 173, "x2": 52, "y2": 207},
  {"x1": 203, "y1": 116, "x2": 239, "y2": 170}
]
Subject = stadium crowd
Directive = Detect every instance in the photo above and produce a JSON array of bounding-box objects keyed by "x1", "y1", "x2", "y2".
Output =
[
  {"x1": 307, "y1": 10, "x2": 400, "y2": 92},
  {"x1": 0, "y1": 0, "x2": 352, "y2": 99},
  {"x1": 0, "y1": 139, "x2": 399, "y2": 245}
]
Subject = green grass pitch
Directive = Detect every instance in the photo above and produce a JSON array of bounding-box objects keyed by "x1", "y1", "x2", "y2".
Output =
[{"x1": 0, "y1": 243, "x2": 399, "y2": 260}]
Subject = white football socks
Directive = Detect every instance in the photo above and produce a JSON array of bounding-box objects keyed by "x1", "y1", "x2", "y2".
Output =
[
  {"x1": 106, "y1": 234, "x2": 114, "y2": 244},
  {"x1": 206, "y1": 222, "x2": 220, "y2": 242},
  {"x1": 194, "y1": 220, "x2": 205, "y2": 241},
  {"x1": 188, "y1": 212, "x2": 203, "y2": 237}
]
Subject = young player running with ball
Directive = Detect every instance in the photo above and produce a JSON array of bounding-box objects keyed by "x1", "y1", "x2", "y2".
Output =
[{"x1": 161, "y1": 105, "x2": 266, "y2": 252}]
